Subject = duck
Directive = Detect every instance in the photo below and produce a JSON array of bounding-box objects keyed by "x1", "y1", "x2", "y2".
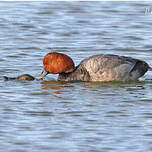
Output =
[
  {"x1": 36, "y1": 52, "x2": 152, "y2": 82},
  {"x1": 3, "y1": 74, "x2": 35, "y2": 81}
]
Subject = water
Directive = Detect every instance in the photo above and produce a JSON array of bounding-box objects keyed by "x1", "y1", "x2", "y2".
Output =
[{"x1": 1, "y1": 1, "x2": 152, "y2": 152}]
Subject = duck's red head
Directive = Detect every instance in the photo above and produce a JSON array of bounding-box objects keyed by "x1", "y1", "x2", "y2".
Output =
[
  {"x1": 36, "y1": 52, "x2": 75, "y2": 80},
  {"x1": 43, "y1": 52, "x2": 75, "y2": 74}
]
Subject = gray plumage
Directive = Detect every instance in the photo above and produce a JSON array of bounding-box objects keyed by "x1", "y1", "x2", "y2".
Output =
[{"x1": 58, "y1": 54, "x2": 150, "y2": 82}]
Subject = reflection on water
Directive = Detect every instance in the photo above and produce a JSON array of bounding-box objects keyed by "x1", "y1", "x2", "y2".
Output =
[{"x1": 1, "y1": 1, "x2": 152, "y2": 152}]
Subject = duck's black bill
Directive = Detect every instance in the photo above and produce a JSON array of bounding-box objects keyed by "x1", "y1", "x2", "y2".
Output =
[{"x1": 35, "y1": 68, "x2": 49, "y2": 80}]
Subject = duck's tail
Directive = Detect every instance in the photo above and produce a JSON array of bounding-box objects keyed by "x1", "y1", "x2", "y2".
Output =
[
  {"x1": 148, "y1": 66, "x2": 152, "y2": 71},
  {"x1": 3, "y1": 76, "x2": 16, "y2": 81}
]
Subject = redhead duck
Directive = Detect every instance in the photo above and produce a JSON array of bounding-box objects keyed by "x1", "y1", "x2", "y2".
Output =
[
  {"x1": 36, "y1": 52, "x2": 151, "y2": 82},
  {"x1": 4, "y1": 74, "x2": 35, "y2": 81}
]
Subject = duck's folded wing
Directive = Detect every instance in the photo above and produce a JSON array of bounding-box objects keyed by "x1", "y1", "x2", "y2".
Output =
[{"x1": 81, "y1": 54, "x2": 139, "y2": 81}]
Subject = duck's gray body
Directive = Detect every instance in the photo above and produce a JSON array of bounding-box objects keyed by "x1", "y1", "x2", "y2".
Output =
[{"x1": 58, "y1": 54, "x2": 150, "y2": 82}]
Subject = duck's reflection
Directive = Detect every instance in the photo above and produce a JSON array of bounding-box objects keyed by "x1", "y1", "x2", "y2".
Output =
[{"x1": 41, "y1": 80, "x2": 73, "y2": 97}]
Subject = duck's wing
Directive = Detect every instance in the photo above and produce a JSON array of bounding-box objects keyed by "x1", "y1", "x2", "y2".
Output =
[{"x1": 81, "y1": 54, "x2": 148, "y2": 81}]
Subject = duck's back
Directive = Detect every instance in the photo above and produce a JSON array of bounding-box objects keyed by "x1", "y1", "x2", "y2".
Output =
[{"x1": 80, "y1": 54, "x2": 149, "y2": 81}]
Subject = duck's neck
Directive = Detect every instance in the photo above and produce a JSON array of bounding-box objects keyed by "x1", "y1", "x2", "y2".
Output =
[{"x1": 57, "y1": 65, "x2": 90, "y2": 81}]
